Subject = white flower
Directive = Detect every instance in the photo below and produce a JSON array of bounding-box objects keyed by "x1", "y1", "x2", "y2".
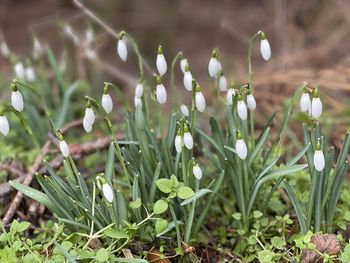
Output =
[
  {"x1": 314, "y1": 149, "x2": 325, "y2": 172},
  {"x1": 180, "y1": 105, "x2": 189, "y2": 117},
  {"x1": 180, "y1": 58, "x2": 187, "y2": 73},
  {"x1": 84, "y1": 107, "x2": 95, "y2": 126},
  {"x1": 195, "y1": 91, "x2": 206, "y2": 112},
  {"x1": 193, "y1": 163, "x2": 202, "y2": 180},
  {"x1": 83, "y1": 117, "x2": 93, "y2": 133},
  {"x1": 156, "y1": 45, "x2": 167, "y2": 76},
  {"x1": 134, "y1": 97, "x2": 142, "y2": 108},
  {"x1": 102, "y1": 93, "x2": 113, "y2": 114},
  {"x1": 0, "y1": 41, "x2": 10, "y2": 57},
  {"x1": 85, "y1": 48, "x2": 96, "y2": 60},
  {"x1": 135, "y1": 83, "x2": 144, "y2": 98},
  {"x1": 300, "y1": 92, "x2": 311, "y2": 112},
  {"x1": 14, "y1": 62, "x2": 25, "y2": 79},
  {"x1": 156, "y1": 83, "x2": 167, "y2": 104},
  {"x1": 247, "y1": 94, "x2": 256, "y2": 110},
  {"x1": 117, "y1": 37, "x2": 127, "y2": 62},
  {"x1": 219, "y1": 74, "x2": 227, "y2": 92},
  {"x1": 311, "y1": 97, "x2": 322, "y2": 118},
  {"x1": 25, "y1": 67, "x2": 36, "y2": 82},
  {"x1": 102, "y1": 183, "x2": 114, "y2": 203},
  {"x1": 11, "y1": 90, "x2": 24, "y2": 112},
  {"x1": 183, "y1": 130, "x2": 193, "y2": 150},
  {"x1": 237, "y1": 99, "x2": 247, "y2": 120},
  {"x1": 85, "y1": 30, "x2": 94, "y2": 45},
  {"x1": 33, "y1": 38, "x2": 43, "y2": 58},
  {"x1": 208, "y1": 57, "x2": 220, "y2": 78},
  {"x1": 260, "y1": 37, "x2": 271, "y2": 61},
  {"x1": 59, "y1": 140, "x2": 70, "y2": 157},
  {"x1": 236, "y1": 138, "x2": 247, "y2": 160},
  {"x1": 0, "y1": 115, "x2": 9, "y2": 136},
  {"x1": 175, "y1": 134, "x2": 182, "y2": 153},
  {"x1": 226, "y1": 89, "x2": 235, "y2": 105},
  {"x1": 183, "y1": 71, "x2": 193, "y2": 91},
  {"x1": 64, "y1": 25, "x2": 79, "y2": 45}
]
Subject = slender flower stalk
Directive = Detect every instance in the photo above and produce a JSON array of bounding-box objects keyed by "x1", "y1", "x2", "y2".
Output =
[
  {"x1": 0, "y1": 115, "x2": 9, "y2": 136},
  {"x1": 236, "y1": 131, "x2": 247, "y2": 160},
  {"x1": 117, "y1": 33, "x2": 127, "y2": 62},
  {"x1": 300, "y1": 88, "x2": 311, "y2": 112},
  {"x1": 183, "y1": 63, "x2": 193, "y2": 91},
  {"x1": 102, "y1": 85, "x2": 113, "y2": 114},
  {"x1": 183, "y1": 124, "x2": 193, "y2": 150},
  {"x1": 236, "y1": 94, "x2": 247, "y2": 120},
  {"x1": 11, "y1": 83, "x2": 24, "y2": 112},
  {"x1": 155, "y1": 76, "x2": 167, "y2": 104},
  {"x1": 313, "y1": 140, "x2": 325, "y2": 172},
  {"x1": 219, "y1": 72, "x2": 228, "y2": 92},
  {"x1": 195, "y1": 83, "x2": 206, "y2": 112},
  {"x1": 260, "y1": 32, "x2": 271, "y2": 61},
  {"x1": 208, "y1": 49, "x2": 221, "y2": 78},
  {"x1": 156, "y1": 45, "x2": 167, "y2": 76},
  {"x1": 311, "y1": 88, "x2": 322, "y2": 118}
]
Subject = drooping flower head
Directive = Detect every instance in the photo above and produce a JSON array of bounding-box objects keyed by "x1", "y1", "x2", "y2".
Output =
[
  {"x1": 183, "y1": 124, "x2": 193, "y2": 150},
  {"x1": 156, "y1": 45, "x2": 167, "y2": 76},
  {"x1": 56, "y1": 130, "x2": 70, "y2": 158},
  {"x1": 195, "y1": 82, "x2": 206, "y2": 112},
  {"x1": 183, "y1": 63, "x2": 193, "y2": 91},
  {"x1": 192, "y1": 159, "x2": 203, "y2": 180},
  {"x1": 155, "y1": 76, "x2": 167, "y2": 104},
  {"x1": 259, "y1": 31, "x2": 271, "y2": 61},
  {"x1": 235, "y1": 130, "x2": 247, "y2": 160},
  {"x1": 219, "y1": 71, "x2": 228, "y2": 92},
  {"x1": 175, "y1": 128, "x2": 182, "y2": 153},
  {"x1": 117, "y1": 32, "x2": 127, "y2": 62},
  {"x1": 11, "y1": 83, "x2": 24, "y2": 112},
  {"x1": 180, "y1": 58, "x2": 188, "y2": 74},
  {"x1": 236, "y1": 93, "x2": 247, "y2": 120},
  {"x1": 311, "y1": 87, "x2": 322, "y2": 118},
  {"x1": 208, "y1": 48, "x2": 222, "y2": 78},
  {"x1": 246, "y1": 90, "x2": 256, "y2": 111},
  {"x1": 135, "y1": 80, "x2": 144, "y2": 98},
  {"x1": 300, "y1": 86, "x2": 311, "y2": 113},
  {"x1": 102, "y1": 84, "x2": 113, "y2": 114},
  {"x1": 313, "y1": 139, "x2": 325, "y2": 172},
  {"x1": 0, "y1": 114, "x2": 9, "y2": 136},
  {"x1": 83, "y1": 100, "x2": 95, "y2": 133}
]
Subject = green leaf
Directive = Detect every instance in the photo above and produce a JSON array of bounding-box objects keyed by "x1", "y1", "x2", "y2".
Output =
[
  {"x1": 96, "y1": 248, "x2": 109, "y2": 262},
  {"x1": 257, "y1": 250, "x2": 276, "y2": 263},
  {"x1": 156, "y1": 178, "x2": 172, "y2": 193},
  {"x1": 54, "y1": 242, "x2": 77, "y2": 263},
  {"x1": 271, "y1": 236, "x2": 286, "y2": 249},
  {"x1": 177, "y1": 186, "x2": 195, "y2": 199},
  {"x1": 232, "y1": 212, "x2": 242, "y2": 221},
  {"x1": 104, "y1": 229, "x2": 128, "y2": 239},
  {"x1": 181, "y1": 189, "x2": 212, "y2": 206},
  {"x1": 153, "y1": 200, "x2": 169, "y2": 214},
  {"x1": 253, "y1": 210, "x2": 263, "y2": 219},
  {"x1": 155, "y1": 219, "x2": 168, "y2": 234},
  {"x1": 129, "y1": 197, "x2": 142, "y2": 209},
  {"x1": 156, "y1": 221, "x2": 184, "y2": 237}
]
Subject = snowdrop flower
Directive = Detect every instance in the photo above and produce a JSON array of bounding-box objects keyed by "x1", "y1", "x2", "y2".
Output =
[
  {"x1": 33, "y1": 37, "x2": 43, "y2": 58},
  {"x1": 63, "y1": 24, "x2": 79, "y2": 45},
  {"x1": 85, "y1": 48, "x2": 96, "y2": 60},
  {"x1": 183, "y1": 64, "x2": 193, "y2": 91},
  {"x1": 260, "y1": 32, "x2": 271, "y2": 61},
  {"x1": 156, "y1": 45, "x2": 167, "y2": 76},
  {"x1": 175, "y1": 129, "x2": 182, "y2": 153},
  {"x1": 57, "y1": 133, "x2": 70, "y2": 157},
  {"x1": 236, "y1": 131, "x2": 247, "y2": 160},
  {"x1": 102, "y1": 87, "x2": 113, "y2": 114},
  {"x1": 14, "y1": 62, "x2": 25, "y2": 79},
  {"x1": 135, "y1": 81, "x2": 144, "y2": 98},
  {"x1": 0, "y1": 115, "x2": 9, "y2": 136},
  {"x1": 0, "y1": 41, "x2": 10, "y2": 57},
  {"x1": 246, "y1": 92, "x2": 256, "y2": 111},
  {"x1": 85, "y1": 30, "x2": 94, "y2": 45},
  {"x1": 155, "y1": 76, "x2": 167, "y2": 104},
  {"x1": 219, "y1": 72, "x2": 227, "y2": 92},
  {"x1": 83, "y1": 117, "x2": 93, "y2": 133},
  {"x1": 11, "y1": 84, "x2": 24, "y2": 112},
  {"x1": 183, "y1": 125, "x2": 193, "y2": 150},
  {"x1": 226, "y1": 88, "x2": 235, "y2": 105},
  {"x1": 84, "y1": 104, "x2": 95, "y2": 126},
  {"x1": 180, "y1": 104, "x2": 189, "y2": 117},
  {"x1": 300, "y1": 89, "x2": 311, "y2": 112},
  {"x1": 208, "y1": 49, "x2": 221, "y2": 78},
  {"x1": 102, "y1": 183, "x2": 114, "y2": 203},
  {"x1": 313, "y1": 140, "x2": 325, "y2": 172},
  {"x1": 237, "y1": 94, "x2": 247, "y2": 120},
  {"x1": 311, "y1": 88, "x2": 322, "y2": 118},
  {"x1": 180, "y1": 58, "x2": 187, "y2": 73},
  {"x1": 25, "y1": 66, "x2": 36, "y2": 82},
  {"x1": 192, "y1": 161, "x2": 202, "y2": 180},
  {"x1": 117, "y1": 34, "x2": 127, "y2": 62},
  {"x1": 195, "y1": 83, "x2": 206, "y2": 112},
  {"x1": 134, "y1": 96, "x2": 142, "y2": 108}
]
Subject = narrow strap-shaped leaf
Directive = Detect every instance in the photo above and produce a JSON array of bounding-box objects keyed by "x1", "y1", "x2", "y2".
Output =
[
  {"x1": 286, "y1": 143, "x2": 310, "y2": 166},
  {"x1": 105, "y1": 143, "x2": 116, "y2": 182},
  {"x1": 166, "y1": 112, "x2": 177, "y2": 148},
  {"x1": 195, "y1": 127, "x2": 225, "y2": 159},
  {"x1": 54, "y1": 242, "x2": 77, "y2": 263},
  {"x1": 156, "y1": 221, "x2": 184, "y2": 237},
  {"x1": 248, "y1": 127, "x2": 270, "y2": 166},
  {"x1": 149, "y1": 162, "x2": 161, "y2": 203},
  {"x1": 181, "y1": 189, "x2": 212, "y2": 206}
]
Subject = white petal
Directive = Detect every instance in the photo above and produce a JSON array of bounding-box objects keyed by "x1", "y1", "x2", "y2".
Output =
[
  {"x1": 134, "y1": 97, "x2": 143, "y2": 108},
  {"x1": 14, "y1": 62, "x2": 25, "y2": 79},
  {"x1": 219, "y1": 75, "x2": 227, "y2": 92},
  {"x1": 11, "y1": 90, "x2": 24, "y2": 112},
  {"x1": 300, "y1": 93, "x2": 311, "y2": 112},
  {"x1": 117, "y1": 38, "x2": 127, "y2": 61},
  {"x1": 193, "y1": 164, "x2": 202, "y2": 180},
  {"x1": 59, "y1": 140, "x2": 70, "y2": 157},
  {"x1": 180, "y1": 105, "x2": 189, "y2": 117},
  {"x1": 175, "y1": 135, "x2": 182, "y2": 153},
  {"x1": 236, "y1": 139, "x2": 247, "y2": 160},
  {"x1": 314, "y1": 150, "x2": 325, "y2": 171},
  {"x1": 208, "y1": 57, "x2": 220, "y2": 77},
  {"x1": 85, "y1": 30, "x2": 94, "y2": 44},
  {"x1": 195, "y1": 92, "x2": 206, "y2": 112},
  {"x1": 180, "y1": 59, "x2": 187, "y2": 73},
  {"x1": 135, "y1": 83, "x2": 144, "y2": 98},
  {"x1": 247, "y1": 94, "x2": 256, "y2": 110},
  {"x1": 183, "y1": 71, "x2": 193, "y2": 91},
  {"x1": 183, "y1": 132, "x2": 193, "y2": 150},
  {"x1": 226, "y1": 89, "x2": 235, "y2": 105},
  {"x1": 237, "y1": 101, "x2": 247, "y2": 120},
  {"x1": 311, "y1": 98, "x2": 322, "y2": 118},
  {"x1": 0, "y1": 116, "x2": 9, "y2": 136},
  {"x1": 102, "y1": 183, "x2": 114, "y2": 203},
  {"x1": 156, "y1": 54, "x2": 167, "y2": 76},
  {"x1": 156, "y1": 84, "x2": 167, "y2": 104},
  {"x1": 83, "y1": 117, "x2": 93, "y2": 133},
  {"x1": 25, "y1": 67, "x2": 36, "y2": 81},
  {"x1": 0, "y1": 42, "x2": 10, "y2": 57},
  {"x1": 102, "y1": 94, "x2": 113, "y2": 114},
  {"x1": 84, "y1": 108, "x2": 95, "y2": 126},
  {"x1": 260, "y1": 39, "x2": 271, "y2": 61}
]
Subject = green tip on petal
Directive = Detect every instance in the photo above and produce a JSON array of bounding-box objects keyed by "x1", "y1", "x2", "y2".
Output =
[
  {"x1": 260, "y1": 31, "x2": 267, "y2": 40},
  {"x1": 11, "y1": 83, "x2": 17, "y2": 91},
  {"x1": 315, "y1": 139, "x2": 321, "y2": 150},
  {"x1": 195, "y1": 83, "x2": 201, "y2": 92},
  {"x1": 312, "y1": 87, "x2": 319, "y2": 98},
  {"x1": 236, "y1": 94, "x2": 243, "y2": 101},
  {"x1": 157, "y1": 45, "x2": 163, "y2": 54},
  {"x1": 183, "y1": 124, "x2": 189, "y2": 132},
  {"x1": 212, "y1": 48, "x2": 219, "y2": 58},
  {"x1": 156, "y1": 76, "x2": 162, "y2": 85},
  {"x1": 236, "y1": 130, "x2": 242, "y2": 139}
]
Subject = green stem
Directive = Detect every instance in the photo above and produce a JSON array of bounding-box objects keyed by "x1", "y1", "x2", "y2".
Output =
[
  {"x1": 306, "y1": 170, "x2": 317, "y2": 230},
  {"x1": 170, "y1": 51, "x2": 183, "y2": 92},
  {"x1": 169, "y1": 203, "x2": 182, "y2": 248},
  {"x1": 122, "y1": 31, "x2": 144, "y2": 79},
  {"x1": 184, "y1": 180, "x2": 199, "y2": 243}
]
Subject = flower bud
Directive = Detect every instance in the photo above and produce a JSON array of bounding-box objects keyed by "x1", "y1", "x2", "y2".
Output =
[
  {"x1": 134, "y1": 96, "x2": 142, "y2": 108},
  {"x1": 0, "y1": 115, "x2": 9, "y2": 136},
  {"x1": 219, "y1": 73, "x2": 227, "y2": 92},
  {"x1": 156, "y1": 77, "x2": 167, "y2": 104},
  {"x1": 83, "y1": 117, "x2": 93, "y2": 133},
  {"x1": 193, "y1": 162, "x2": 202, "y2": 180},
  {"x1": 11, "y1": 85, "x2": 24, "y2": 112},
  {"x1": 175, "y1": 130, "x2": 182, "y2": 153},
  {"x1": 236, "y1": 132, "x2": 247, "y2": 160},
  {"x1": 84, "y1": 106, "x2": 95, "y2": 126},
  {"x1": 180, "y1": 104, "x2": 189, "y2": 117},
  {"x1": 313, "y1": 141, "x2": 325, "y2": 172},
  {"x1": 300, "y1": 92, "x2": 310, "y2": 112},
  {"x1": 237, "y1": 96, "x2": 247, "y2": 120},
  {"x1": 14, "y1": 62, "x2": 25, "y2": 79},
  {"x1": 183, "y1": 66, "x2": 193, "y2": 91},
  {"x1": 311, "y1": 89, "x2": 322, "y2": 118},
  {"x1": 247, "y1": 93, "x2": 256, "y2": 111},
  {"x1": 180, "y1": 58, "x2": 187, "y2": 73},
  {"x1": 102, "y1": 183, "x2": 114, "y2": 203},
  {"x1": 260, "y1": 32, "x2": 271, "y2": 61},
  {"x1": 59, "y1": 140, "x2": 70, "y2": 157},
  {"x1": 183, "y1": 125, "x2": 193, "y2": 150},
  {"x1": 102, "y1": 93, "x2": 113, "y2": 114},
  {"x1": 195, "y1": 91, "x2": 206, "y2": 113},
  {"x1": 226, "y1": 88, "x2": 235, "y2": 105},
  {"x1": 156, "y1": 45, "x2": 167, "y2": 76},
  {"x1": 117, "y1": 36, "x2": 127, "y2": 62},
  {"x1": 135, "y1": 82, "x2": 144, "y2": 98},
  {"x1": 208, "y1": 49, "x2": 221, "y2": 78}
]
